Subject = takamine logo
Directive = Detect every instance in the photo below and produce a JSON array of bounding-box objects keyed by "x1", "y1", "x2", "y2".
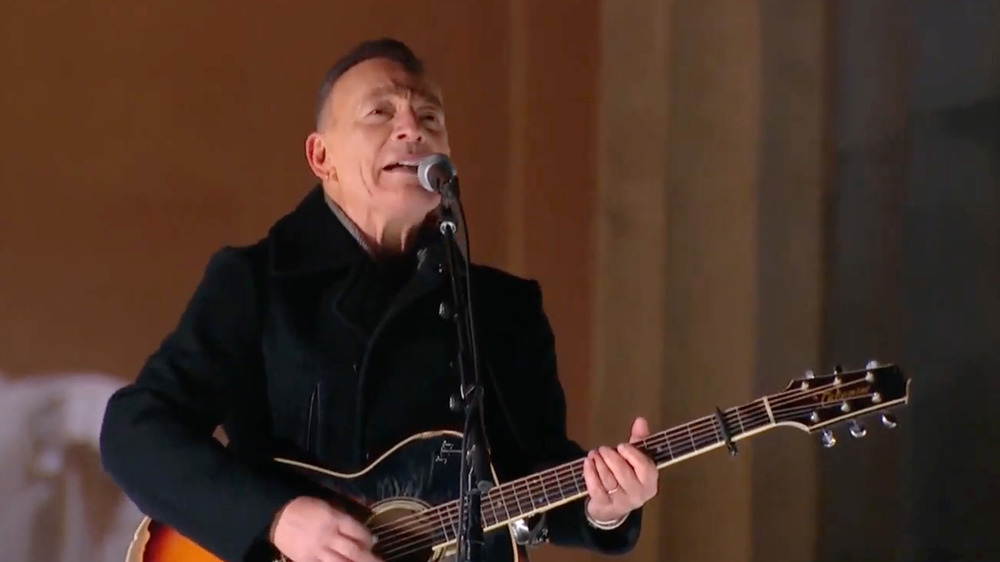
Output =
[{"x1": 818, "y1": 386, "x2": 868, "y2": 406}]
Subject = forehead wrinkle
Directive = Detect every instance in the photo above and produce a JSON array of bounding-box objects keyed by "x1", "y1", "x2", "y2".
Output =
[{"x1": 363, "y1": 83, "x2": 443, "y2": 108}]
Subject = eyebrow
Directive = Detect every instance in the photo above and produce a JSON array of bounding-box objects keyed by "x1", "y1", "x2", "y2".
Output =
[{"x1": 364, "y1": 84, "x2": 443, "y2": 108}]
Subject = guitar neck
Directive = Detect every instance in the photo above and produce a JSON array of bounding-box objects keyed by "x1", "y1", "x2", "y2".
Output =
[
  {"x1": 473, "y1": 397, "x2": 775, "y2": 531},
  {"x1": 376, "y1": 363, "x2": 908, "y2": 552}
]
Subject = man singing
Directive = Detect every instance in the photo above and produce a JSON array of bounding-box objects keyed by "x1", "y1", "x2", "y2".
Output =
[{"x1": 100, "y1": 38, "x2": 657, "y2": 562}]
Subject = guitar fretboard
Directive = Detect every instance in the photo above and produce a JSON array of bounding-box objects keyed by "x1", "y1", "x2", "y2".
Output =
[
  {"x1": 477, "y1": 398, "x2": 773, "y2": 531},
  {"x1": 399, "y1": 397, "x2": 777, "y2": 548}
]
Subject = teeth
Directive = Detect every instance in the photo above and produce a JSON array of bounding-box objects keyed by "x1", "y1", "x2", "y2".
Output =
[
  {"x1": 384, "y1": 158, "x2": 424, "y2": 170},
  {"x1": 385, "y1": 161, "x2": 419, "y2": 171}
]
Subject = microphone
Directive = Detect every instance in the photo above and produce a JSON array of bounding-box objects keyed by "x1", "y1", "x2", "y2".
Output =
[{"x1": 417, "y1": 153, "x2": 458, "y2": 198}]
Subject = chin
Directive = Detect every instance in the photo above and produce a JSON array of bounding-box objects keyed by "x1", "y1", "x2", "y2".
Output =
[
  {"x1": 383, "y1": 186, "x2": 440, "y2": 218},
  {"x1": 403, "y1": 183, "x2": 441, "y2": 205}
]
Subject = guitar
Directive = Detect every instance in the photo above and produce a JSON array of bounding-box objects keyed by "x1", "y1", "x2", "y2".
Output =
[{"x1": 125, "y1": 362, "x2": 910, "y2": 562}]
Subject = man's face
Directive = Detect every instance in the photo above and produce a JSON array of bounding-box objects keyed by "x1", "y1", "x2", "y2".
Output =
[{"x1": 312, "y1": 58, "x2": 450, "y2": 223}]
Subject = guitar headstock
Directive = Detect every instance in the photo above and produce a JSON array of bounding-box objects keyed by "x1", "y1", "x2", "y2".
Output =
[{"x1": 771, "y1": 361, "x2": 909, "y2": 447}]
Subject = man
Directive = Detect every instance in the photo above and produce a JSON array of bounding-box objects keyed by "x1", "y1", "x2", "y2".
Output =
[{"x1": 100, "y1": 38, "x2": 657, "y2": 562}]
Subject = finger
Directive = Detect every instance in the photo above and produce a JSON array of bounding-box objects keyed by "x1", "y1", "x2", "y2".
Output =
[
  {"x1": 594, "y1": 447, "x2": 621, "y2": 491},
  {"x1": 617, "y1": 443, "x2": 657, "y2": 487},
  {"x1": 336, "y1": 517, "x2": 374, "y2": 547},
  {"x1": 583, "y1": 455, "x2": 610, "y2": 503},
  {"x1": 617, "y1": 443, "x2": 658, "y2": 495},
  {"x1": 329, "y1": 536, "x2": 377, "y2": 562},
  {"x1": 630, "y1": 416, "x2": 651, "y2": 442},
  {"x1": 599, "y1": 446, "x2": 641, "y2": 496},
  {"x1": 318, "y1": 549, "x2": 350, "y2": 562},
  {"x1": 358, "y1": 549, "x2": 384, "y2": 562}
]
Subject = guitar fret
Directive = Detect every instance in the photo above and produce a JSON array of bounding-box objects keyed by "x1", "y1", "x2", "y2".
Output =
[
  {"x1": 499, "y1": 489, "x2": 512, "y2": 523},
  {"x1": 572, "y1": 464, "x2": 583, "y2": 493},
  {"x1": 437, "y1": 506, "x2": 452, "y2": 542},
  {"x1": 554, "y1": 467, "x2": 568, "y2": 498},
  {"x1": 762, "y1": 396, "x2": 776, "y2": 425},
  {"x1": 507, "y1": 485, "x2": 519, "y2": 519},
  {"x1": 734, "y1": 406, "x2": 746, "y2": 434},
  {"x1": 521, "y1": 479, "x2": 532, "y2": 513},
  {"x1": 484, "y1": 497, "x2": 496, "y2": 527},
  {"x1": 687, "y1": 424, "x2": 697, "y2": 453}
]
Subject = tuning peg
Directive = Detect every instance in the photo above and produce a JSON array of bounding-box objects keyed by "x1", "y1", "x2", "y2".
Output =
[
  {"x1": 821, "y1": 429, "x2": 837, "y2": 448},
  {"x1": 880, "y1": 413, "x2": 898, "y2": 429},
  {"x1": 865, "y1": 360, "x2": 879, "y2": 382},
  {"x1": 849, "y1": 420, "x2": 867, "y2": 438}
]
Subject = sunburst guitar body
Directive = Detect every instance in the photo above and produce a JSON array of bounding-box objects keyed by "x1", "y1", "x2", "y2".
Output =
[{"x1": 127, "y1": 430, "x2": 521, "y2": 562}]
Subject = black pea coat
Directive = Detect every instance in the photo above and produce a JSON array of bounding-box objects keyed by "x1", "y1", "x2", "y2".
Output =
[{"x1": 99, "y1": 186, "x2": 641, "y2": 561}]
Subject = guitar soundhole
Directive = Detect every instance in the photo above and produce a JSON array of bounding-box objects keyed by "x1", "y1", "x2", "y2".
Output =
[{"x1": 369, "y1": 500, "x2": 441, "y2": 562}]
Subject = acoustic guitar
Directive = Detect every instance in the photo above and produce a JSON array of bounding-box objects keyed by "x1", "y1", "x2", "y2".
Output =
[{"x1": 125, "y1": 362, "x2": 910, "y2": 562}]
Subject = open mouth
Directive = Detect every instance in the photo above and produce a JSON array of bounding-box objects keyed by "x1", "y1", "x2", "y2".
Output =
[{"x1": 382, "y1": 160, "x2": 420, "y2": 175}]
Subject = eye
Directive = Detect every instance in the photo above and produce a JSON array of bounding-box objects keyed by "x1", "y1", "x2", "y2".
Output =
[
  {"x1": 420, "y1": 112, "x2": 443, "y2": 127},
  {"x1": 366, "y1": 105, "x2": 393, "y2": 119}
]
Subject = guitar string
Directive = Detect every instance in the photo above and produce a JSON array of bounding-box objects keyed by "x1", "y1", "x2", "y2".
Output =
[
  {"x1": 371, "y1": 383, "x2": 881, "y2": 558},
  {"x1": 372, "y1": 380, "x2": 879, "y2": 559},
  {"x1": 371, "y1": 380, "x2": 879, "y2": 557},
  {"x1": 375, "y1": 393, "x2": 875, "y2": 560},
  {"x1": 377, "y1": 395, "x2": 877, "y2": 561},
  {"x1": 370, "y1": 376, "x2": 873, "y2": 538},
  {"x1": 376, "y1": 393, "x2": 880, "y2": 561}
]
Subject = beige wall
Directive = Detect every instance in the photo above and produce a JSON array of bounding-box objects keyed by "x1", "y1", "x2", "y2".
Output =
[
  {"x1": 593, "y1": 1, "x2": 831, "y2": 561},
  {"x1": 0, "y1": 2, "x2": 600, "y2": 561}
]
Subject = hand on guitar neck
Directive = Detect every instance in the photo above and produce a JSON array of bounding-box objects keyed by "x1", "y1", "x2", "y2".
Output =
[
  {"x1": 263, "y1": 417, "x2": 659, "y2": 562},
  {"x1": 270, "y1": 496, "x2": 382, "y2": 562},
  {"x1": 582, "y1": 417, "x2": 659, "y2": 527}
]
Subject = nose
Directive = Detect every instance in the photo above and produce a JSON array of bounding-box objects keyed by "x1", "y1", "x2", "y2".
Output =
[{"x1": 393, "y1": 107, "x2": 423, "y2": 142}]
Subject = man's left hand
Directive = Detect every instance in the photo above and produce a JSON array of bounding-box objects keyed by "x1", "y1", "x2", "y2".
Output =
[{"x1": 582, "y1": 416, "x2": 658, "y2": 524}]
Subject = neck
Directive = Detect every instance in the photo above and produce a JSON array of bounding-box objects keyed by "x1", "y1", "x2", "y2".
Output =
[{"x1": 324, "y1": 190, "x2": 430, "y2": 258}]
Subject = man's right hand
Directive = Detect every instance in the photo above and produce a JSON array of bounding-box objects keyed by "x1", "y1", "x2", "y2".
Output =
[{"x1": 271, "y1": 496, "x2": 382, "y2": 562}]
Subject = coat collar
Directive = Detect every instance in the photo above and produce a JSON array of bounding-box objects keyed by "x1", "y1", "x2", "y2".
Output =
[
  {"x1": 267, "y1": 184, "x2": 457, "y2": 277},
  {"x1": 267, "y1": 185, "x2": 369, "y2": 276}
]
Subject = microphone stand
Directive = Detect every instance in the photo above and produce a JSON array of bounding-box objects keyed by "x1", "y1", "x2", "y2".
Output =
[{"x1": 436, "y1": 177, "x2": 489, "y2": 562}]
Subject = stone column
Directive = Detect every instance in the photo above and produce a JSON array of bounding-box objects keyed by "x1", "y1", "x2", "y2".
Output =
[
  {"x1": 591, "y1": 0, "x2": 673, "y2": 560},
  {"x1": 594, "y1": 1, "x2": 830, "y2": 561}
]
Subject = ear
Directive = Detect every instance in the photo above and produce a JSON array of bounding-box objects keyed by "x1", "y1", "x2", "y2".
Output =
[{"x1": 305, "y1": 132, "x2": 336, "y2": 182}]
